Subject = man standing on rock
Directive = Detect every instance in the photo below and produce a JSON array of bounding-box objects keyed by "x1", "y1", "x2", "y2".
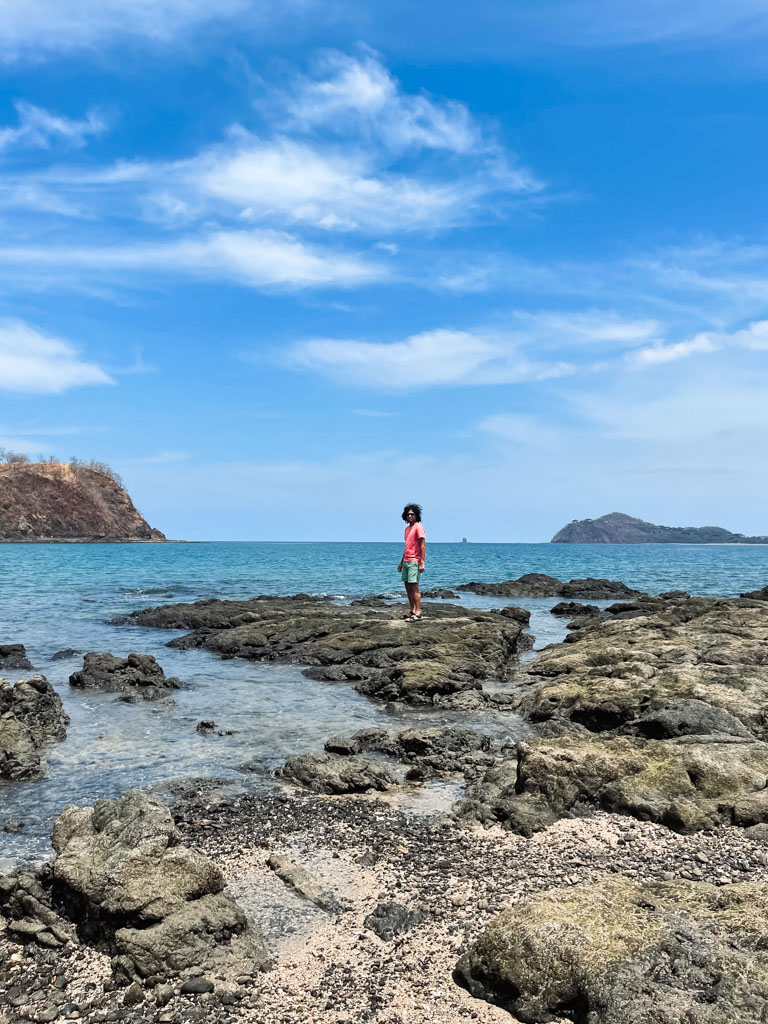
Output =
[{"x1": 398, "y1": 504, "x2": 425, "y2": 622}]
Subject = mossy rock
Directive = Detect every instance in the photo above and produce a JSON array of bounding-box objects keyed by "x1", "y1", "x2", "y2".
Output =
[
  {"x1": 513, "y1": 597, "x2": 768, "y2": 737},
  {"x1": 456, "y1": 734, "x2": 768, "y2": 835},
  {"x1": 455, "y1": 876, "x2": 768, "y2": 1023}
]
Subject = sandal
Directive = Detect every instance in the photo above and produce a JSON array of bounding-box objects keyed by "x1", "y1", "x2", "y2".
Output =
[{"x1": 405, "y1": 614, "x2": 422, "y2": 622}]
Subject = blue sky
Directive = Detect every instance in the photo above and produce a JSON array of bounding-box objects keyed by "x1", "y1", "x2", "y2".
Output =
[{"x1": 1, "y1": 0, "x2": 768, "y2": 541}]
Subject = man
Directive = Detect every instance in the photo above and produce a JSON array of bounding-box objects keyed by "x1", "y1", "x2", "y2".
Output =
[{"x1": 397, "y1": 503, "x2": 425, "y2": 622}]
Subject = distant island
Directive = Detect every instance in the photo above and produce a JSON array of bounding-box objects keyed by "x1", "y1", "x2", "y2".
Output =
[
  {"x1": 0, "y1": 457, "x2": 167, "y2": 542},
  {"x1": 551, "y1": 512, "x2": 768, "y2": 545}
]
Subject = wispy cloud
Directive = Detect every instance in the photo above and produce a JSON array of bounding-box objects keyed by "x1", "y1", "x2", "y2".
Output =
[
  {"x1": 0, "y1": 101, "x2": 106, "y2": 153},
  {"x1": 285, "y1": 327, "x2": 573, "y2": 390},
  {"x1": 276, "y1": 48, "x2": 483, "y2": 155},
  {"x1": 0, "y1": 0, "x2": 293, "y2": 60},
  {"x1": 0, "y1": 320, "x2": 113, "y2": 394},
  {"x1": 0, "y1": 229, "x2": 387, "y2": 290}
]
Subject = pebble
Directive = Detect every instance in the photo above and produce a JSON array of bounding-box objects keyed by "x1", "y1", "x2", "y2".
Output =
[{"x1": 180, "y1": 978, "x2": 214, "y2": 995}]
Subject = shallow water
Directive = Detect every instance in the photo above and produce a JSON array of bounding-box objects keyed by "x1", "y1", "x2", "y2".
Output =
[{"x1": 1, "y1": 541, "x2": 766, "y2": 868}]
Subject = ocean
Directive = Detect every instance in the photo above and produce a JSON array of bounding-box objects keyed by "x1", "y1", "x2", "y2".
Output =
[{"x1": 2, "y1": 540, "x2": 767, "y2": 868}]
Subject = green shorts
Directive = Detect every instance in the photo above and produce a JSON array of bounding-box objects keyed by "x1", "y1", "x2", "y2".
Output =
[{"x1": 401, "y1": 561, "x2": 422, "y2": 584}]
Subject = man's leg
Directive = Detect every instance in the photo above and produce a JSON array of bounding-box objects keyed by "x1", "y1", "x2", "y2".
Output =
[{"x1": 405, "y1": 581, "x2": 421, "y2": 616}]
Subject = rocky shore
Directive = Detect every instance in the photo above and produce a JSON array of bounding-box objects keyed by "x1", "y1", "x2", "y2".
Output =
[{"x1": 3, "y1": 575, "x2": 768, "y2": 1022}]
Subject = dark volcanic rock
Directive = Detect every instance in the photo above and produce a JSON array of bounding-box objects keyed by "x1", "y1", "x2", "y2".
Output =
[
  {"x1": 457, "y1": 574, "x2": 642, "y2": 600},
  {"x1": 550, "y1": 601, "x2": 600, "y2": 618},
  {"x1": 282, "y1": 752, "x2": 394, "y2": 794},
  {"x1": 364, "y1": 901, "x2": 427, "y2": 941},
  {"x1": 742, "y1": 585, "x2": 768, "y2": 600},
  {"x1": 455, "y1": 877, "x2": 768, "y2": 1023},
  {"x1": 0, "y1": 791, "x2": 270, "y2": 984},
  {"x1": 0, "y1": 644, "x2": 32, "y2": 669},
  {"x1": 455, "y1": 592, "x2": 768, "y2": 836},
  {"x1": 69, "y1": 652, "x2": 181, "y2": 701},
  {"x1": 51, "y1": 649, "x2": 81, "y2": 661},
  {"x1": 325, "y1": 726, "x2": 497, "y2": 778},
  {"x1": 117, "y1": 596, "x2": 530, "y2": 707},
  {"x1": 421, "y1": 589, "x2": 459, "y2": 599},
  {"x1": 0, "y1": 674, "x2": 68, "y2": 780}
]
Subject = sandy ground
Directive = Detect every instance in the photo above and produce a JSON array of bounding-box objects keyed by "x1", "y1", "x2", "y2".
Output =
[{"x1": 4, "y1": 782, "x2": 768, "y2": 1024}]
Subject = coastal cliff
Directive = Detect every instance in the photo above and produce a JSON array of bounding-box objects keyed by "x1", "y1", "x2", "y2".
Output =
[
  {"x1": 552, "y1": 511, "x2": 768, "y2": 544},
  {"x1": 0, "y1": 461, "x2": 166, "y2": 542}
]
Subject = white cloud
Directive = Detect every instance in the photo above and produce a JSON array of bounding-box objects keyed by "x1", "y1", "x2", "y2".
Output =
[
  {"x1": 0, "y1": 0, "x2": 276, "y2": 59},
  {"x1": 278, "y1": 49, "x2": 482, "y2": 154},
  {"x1": 286, "y1": 327, "x2": 573, "y2": 390},
  {"x1": 0, "y1": 229, "x2": 386, "y2": 290},
  {"x1": 629, "y1": 333, "x2": 719, "y2": 366},
  {"x1": 0, "y1": 320, "x2": 113, "y2": 394},
  {"x1": 184, "y1": 133, "x2": 491, "y2": 234},
  {"x1": 0, "y1": 101, "x2": 106, "y2": 153}
]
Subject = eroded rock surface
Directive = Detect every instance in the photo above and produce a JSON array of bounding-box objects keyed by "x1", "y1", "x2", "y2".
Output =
[
  {"x1": 281, "y1": 752, "x2": 394, "y2": 794},
  {"x1": 457, "y1": 734, "x2": 768, "y2": 835},
  {"x1": 0, "y1": 644, "x2": 32, "y2": 669},
  {"x1": 69, "y1": 653, "x2": 181, "y2": 702},
  {"x1": 455, "y1": 877, "x2": 768, "y2": 1023},
  {"x1": 457, "y1": 574, "x2": 642, "y2": 599},
  {"x1": 117, "y1": 596, "x2": 532, "y2": 706},
  {"x1": 458, "y1": 593, "x2": 768, "y2": 835},
  {"x1": 324, "y1": 726, "x2": 498, "y2": 778},
  {"x1": 0, "y1": 674, "x2": 68, "y2": 780},
  {"x1": 0, "y1": 791, "x2": 269, "y2": 985}
]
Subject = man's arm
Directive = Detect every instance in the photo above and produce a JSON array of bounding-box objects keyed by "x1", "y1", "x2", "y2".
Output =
[{"x1": 418, "y1": 535, "x2": 426, "y2": 571}]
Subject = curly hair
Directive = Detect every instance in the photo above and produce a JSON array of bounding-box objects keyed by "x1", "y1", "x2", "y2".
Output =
[{"x1": 401, "y1": 503, "x2": 423, "y2": 523}]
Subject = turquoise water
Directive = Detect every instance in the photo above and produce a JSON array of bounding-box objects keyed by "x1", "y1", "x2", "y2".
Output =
[{"x1": 1, "y1": 541, "x2": 767, "y2": 868}]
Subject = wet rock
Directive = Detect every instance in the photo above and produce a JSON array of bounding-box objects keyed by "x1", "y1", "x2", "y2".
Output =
[
  {"x1": 267, "y1": 853, "x2": 340, "y2": 912},
  {"x1": 51, "y1": 649, "x2": 81, "y2": 661},
  {"x1": 550, "y1": 601, "x2": 600, "y2": 618},
  {"x1": 69, "y1": 653, "x2": 181, "y2": 702},
  {"x1": 42, "y1": 790, "x2": 270, "y2": 983},
  {"x1": 324, "y1": 726, "x2": 496, "y2": 777},
  {"x1": 363, "y1": 901, "x2": 427, "y2": 941},
  {"x1": 457, "y1": 574, "x2": 641, "y2": 599},
  {"x1": 455, "y1": 877, "x2": 768, "y2": 1023},
  {"x1": 195, "y1": 720, "x2": 216, "y2": 735},
  {"x1": 0, "y1": 674, "x2": 69, "y2": 780},
  {"x1": 457, "y1": 734, "x2": 768, "y2": 835},
  {"x1": 282, "y1": 752, "x2": 394, "y2": 795},
  {"x1": 3, "y1": 818, "x2": 25, "y2": 833},
  {"x1": 421, "y1": 589, "x2": 459, "y2": 599},
  {"x1": 0, "y1": 644, "x2": 32, "y2": 669},
  {"x1": 118, "y1": 597, "x2": 530, "y2": 707},
  {"x1": 741, "y1": 585, "x2": 768, "y2": 600}
]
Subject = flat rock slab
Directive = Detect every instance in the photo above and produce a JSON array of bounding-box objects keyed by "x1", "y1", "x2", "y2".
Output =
[
  {"x1": 69, "y1": 652, "x2": 181, "y2": 701},
  {"x1": 0, "y1": 674, "x2": 68, "y2": 780},
  {"x1": 117, "y1": 596, "x2": 532, "y2": 706},
  {"x1": 455, "y1": 876, "x2": 768, "y2": 1023},
  {"x1": 457, "y1": 573, "x2": 642, "y2": 599}
]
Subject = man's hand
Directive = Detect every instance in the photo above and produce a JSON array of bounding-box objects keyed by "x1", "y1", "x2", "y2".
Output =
[
  {"x1": 418, "y1": 562, "x2": 425, "y2": 572},
  {"x1": 397, "y1": 561, "x2": 403, "y2": 572}
]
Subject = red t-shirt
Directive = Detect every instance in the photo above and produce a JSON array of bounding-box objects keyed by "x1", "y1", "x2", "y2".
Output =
[{"x1": 403, "y1": 522, "x2": 425, "y2": 562}]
